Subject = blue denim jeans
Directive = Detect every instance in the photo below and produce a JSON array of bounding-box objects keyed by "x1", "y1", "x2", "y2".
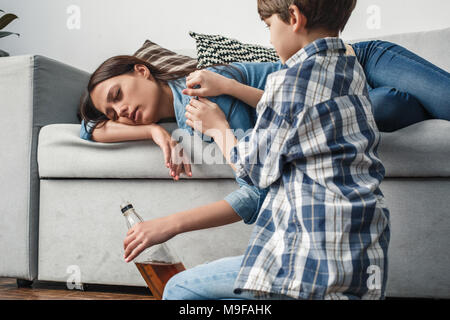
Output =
[
  {"x1": 162, "y1": 255, "x2": 294, "y2": 300},
  {"x1": 351, "y1": 41, "x2": 450, "y2": 132}
]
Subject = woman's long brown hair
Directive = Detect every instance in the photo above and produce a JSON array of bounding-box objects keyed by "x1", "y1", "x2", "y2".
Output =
[
  {"x1": 78, "y1": 55, "x2": 197, "y2": 129},
  {"x1": 78, "y1": 55, "x2": 247, "y2": 131}
]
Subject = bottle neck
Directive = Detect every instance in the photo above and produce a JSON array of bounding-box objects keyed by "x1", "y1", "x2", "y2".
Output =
[{"x1": 123, "y1": 208, "x2": 144, "y2": 229}]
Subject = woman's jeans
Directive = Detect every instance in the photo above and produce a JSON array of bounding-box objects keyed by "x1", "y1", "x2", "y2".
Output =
[
  {"x1": 162, "y1": 255, "x2": 294, "y2": 300},
  {"x1": 351, "y1": 41, "x2": 450, "y2": 132}
]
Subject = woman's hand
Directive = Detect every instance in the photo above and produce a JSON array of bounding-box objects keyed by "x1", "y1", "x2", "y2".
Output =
[
  {"x1": 123, "y1": 216, "x2": 176, "y2": 263},
  {"x1": 182, "y1": 69, "x2": 233, "y2": 97},
  {"x1": 149, "y1": 124, "x2": 192, "y2": 180},
  {"x1": 185, "y1": 97, "x2": 230, "y2": 136}
]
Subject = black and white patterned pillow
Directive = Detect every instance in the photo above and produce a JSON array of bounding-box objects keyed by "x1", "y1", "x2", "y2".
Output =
[{"x1": 189, "y1": 31, "x2": 279, "y2": 68}]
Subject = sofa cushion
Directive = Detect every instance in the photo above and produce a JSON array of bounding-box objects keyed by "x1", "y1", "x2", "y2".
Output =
[
  {"x1": 38, "y1": 123, "x2": 235, "y2": 179},
  {"x1": 38, "y1": 119, "x2": 450, "y2": 179},
  {"x1": 377, "y1": 119, "x2": 450, "y2": 177}
]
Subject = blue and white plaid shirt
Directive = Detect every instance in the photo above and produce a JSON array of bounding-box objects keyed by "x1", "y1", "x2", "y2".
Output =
[{"x1": 230, "y1": 38, "x2": 390, "y2": 300}]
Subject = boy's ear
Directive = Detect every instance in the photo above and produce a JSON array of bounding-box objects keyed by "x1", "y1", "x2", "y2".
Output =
[{"x1": 288, "y1": 4, "x2": 307, "y2": 32}]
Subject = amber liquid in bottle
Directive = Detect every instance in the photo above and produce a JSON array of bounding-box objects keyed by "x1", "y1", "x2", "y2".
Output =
[
  {"x1": 135, "y1": 261, "x2": 186, "y2": 299},
  {"x1": 120, "y1": 201, "x2": 186, "y2": 300}
]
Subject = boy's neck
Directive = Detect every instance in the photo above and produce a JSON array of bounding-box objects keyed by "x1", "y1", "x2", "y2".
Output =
[{"x1": 299, "y1": 28, "x2": 339, "y2": 48}]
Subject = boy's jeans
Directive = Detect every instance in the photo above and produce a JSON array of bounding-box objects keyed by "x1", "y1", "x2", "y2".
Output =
[{"x1": 162, "y1": 255, "x2": 294, "y2": 300}]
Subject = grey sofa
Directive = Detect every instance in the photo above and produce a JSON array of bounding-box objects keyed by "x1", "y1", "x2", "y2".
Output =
[{"x1": 0, "y1": 28, "x2": 449, "y2": 299}]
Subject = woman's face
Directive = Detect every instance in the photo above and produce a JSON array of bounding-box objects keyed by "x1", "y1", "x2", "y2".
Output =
[{"x1": 90, "y1": 64, "x2": 162, "y2": 125}]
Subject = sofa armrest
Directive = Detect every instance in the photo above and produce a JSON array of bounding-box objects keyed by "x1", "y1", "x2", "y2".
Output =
[
  {"x1": 32, "y1": 55, "x2": 90, "y2": 126},
  {"x1": 0, "y1": 54, "x2": 89, "y2": 280}
]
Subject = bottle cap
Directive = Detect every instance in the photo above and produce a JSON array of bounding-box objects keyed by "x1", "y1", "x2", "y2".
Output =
[{"x1": 120, "y1": 201, "x2": 133, "y2": 214}]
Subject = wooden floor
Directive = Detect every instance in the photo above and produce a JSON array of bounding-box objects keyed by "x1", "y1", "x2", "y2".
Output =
[{"x1": 0, "y1": 277, "x2": 156, "y2": 300}]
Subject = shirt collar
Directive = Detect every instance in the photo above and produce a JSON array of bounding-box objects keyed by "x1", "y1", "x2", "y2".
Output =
[{"x1": 284, "y1": 37, "x2": 347, "y2": 68}]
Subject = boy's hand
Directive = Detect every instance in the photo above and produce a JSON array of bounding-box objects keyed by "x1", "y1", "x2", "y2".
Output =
[
  {"x1": 149, "y1": 124, "x2": 192, "y2": 180},
  {"x1": 123, "y1": 216, "x2": 175, "y2": 263},
  {"x1": 182, "y1": 70, "x2": 233, "y2": 97},
  {"x1": 185, "y1": 97, "x2": 230, "y2": 136}
]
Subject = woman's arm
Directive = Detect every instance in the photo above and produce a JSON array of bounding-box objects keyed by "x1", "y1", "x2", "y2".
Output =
[
  {"x1": 91, "y1": 120, "x2": 154, "y2": 143},
  {"x1": 123, "y1": 200, "x2": 241, "y2": 262},
  {"x1": 182, "y1": 69, "x2": 264, "y2": 108},
  {"x1": 91, "y1": 121, "x2": 192, "y2": 180}
]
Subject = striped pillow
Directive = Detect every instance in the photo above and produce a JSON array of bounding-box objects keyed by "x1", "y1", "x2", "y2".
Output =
[
  {"x1": 189, "y1": 31, "x2": 279, "y2": 68},
  {"x1": 133, "y1": 40, "x2": 198, "y2": 79}
]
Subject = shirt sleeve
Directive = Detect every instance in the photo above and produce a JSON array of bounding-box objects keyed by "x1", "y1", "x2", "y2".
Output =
[
  {"x1": 224, "y1": 176, "x2": 269, "y2": 225},
  {"x1": 80, "y1": 120, "x2": 97, "y2": 141},
  {"x1": 229, "y1": 73, "x2": 305, "y2": 189}
]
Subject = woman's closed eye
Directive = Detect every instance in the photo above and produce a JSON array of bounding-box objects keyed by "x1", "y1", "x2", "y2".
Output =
[
  {"x1": 114, "y1": 88, "x2": 121, "y2": 101},
  {"x1": 106, "y1": 88, "x2": 121, "y2": 120}
]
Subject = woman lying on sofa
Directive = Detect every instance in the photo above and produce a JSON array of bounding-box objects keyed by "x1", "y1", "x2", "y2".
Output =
[
  {"x1": 79, "y1": 40, "x2": 450, "y2": 261},
  {"x1": 79, "y1": 40, "x2": 450, "y2": 178}
]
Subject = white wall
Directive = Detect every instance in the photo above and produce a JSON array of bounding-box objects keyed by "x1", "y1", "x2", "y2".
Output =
[{"x1": 1, "y1": 0, "x2": 449, "y2": 72}]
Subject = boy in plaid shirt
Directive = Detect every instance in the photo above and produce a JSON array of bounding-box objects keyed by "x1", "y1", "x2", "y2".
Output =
[{"x1": 167, "y1": 0, "x2": 390, "y2": 299}]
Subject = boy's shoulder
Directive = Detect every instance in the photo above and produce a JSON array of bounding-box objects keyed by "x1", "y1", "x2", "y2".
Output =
[
  {"x1": 263, "y1": 56, "x2": 323, "y2": 102},
  {"x1": 265, "y1": 52, "x2": 325, "y2": 88},
  {"x1": 259, "y1": 64, "x2": 311, "y2": 119},
  {"x1": 266, "y1": 48, "x2": 366, "y2": 103}
]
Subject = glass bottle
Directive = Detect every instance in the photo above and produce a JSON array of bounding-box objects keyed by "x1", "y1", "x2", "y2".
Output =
[{"x1": 120, "y1": 201, "x2": 185, "y2": 299}]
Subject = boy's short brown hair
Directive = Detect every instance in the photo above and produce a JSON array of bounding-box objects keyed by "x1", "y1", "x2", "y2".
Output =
[{"x1": 257, "y1": 0, "x2": 357, "y2": 33}]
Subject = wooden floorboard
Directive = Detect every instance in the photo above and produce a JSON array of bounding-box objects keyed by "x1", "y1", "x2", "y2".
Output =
[
  {"x1": 2, "y1": 277, "x2": 445, "y2": 302},
  {"x1": 0, "y1": 277, "x2": 155, "y2": 300}
]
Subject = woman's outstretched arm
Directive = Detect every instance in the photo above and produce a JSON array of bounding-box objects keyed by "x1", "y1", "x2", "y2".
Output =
[
  {"x1": 91, "y1": 121, "x2": 192, "y2": 180},
  {"x1": 123, "y1": 200, "x2": 242, "y2": 262},
  {"x1": 91, "y1": 120, "x2": 155, "y2": 143},
  {"x1": 182, "y1": 69, "x2": 264, "y2": 108}
]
